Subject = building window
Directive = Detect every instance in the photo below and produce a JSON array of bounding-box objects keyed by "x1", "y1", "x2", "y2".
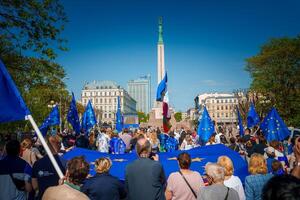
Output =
[
  {"x1": 104, "y1": 113, "x2": 107, "y2": 118},
  {"x1": 104, "y1": 99, "x2": 107, "y2": 103},
  {"x1": 100, "y1": 98, "x2": 103, "y2": 103},
  {"x1": 217, "y1": 113, "x2": 219, "y2": 117},
  {"x1": 207, "y1": 106, "x2": 210, "y2": 109},
  {"x1": 217, "y1": 106, "x2": 219, "y2": 110},
  {"x1": 207, "y1": 100, "x2": 210, "y2": 103},
  {"x1": 108, "y1": 113, "x2": 111, "y2": 118},
  {"x1": 96, "y1": 98, "x2": 98, "y2": 103},
  {"x1": 217, "y1": 100, "x2": 219, "y2": 103},
  {"x1": 212, "y1": 100, "x2": 215, "y2": 103},
  {"x1": 114, "y1": 98, "x2": 117, "y2": 103},
  {"x1": 225, "y1": 99, "x2": 228, "y2": 103},
  {"x1": 221, "y1": 113, "x2": 224, "y2": 117},
  {"x1": 84, "y1": 99, "x2": 87, "y2": 104},
  {"x1": 225, "y1": 105, "x2": 228, "y2": 110},
  {"x1": 226, "y1": 113, "x2": 228, "y2": 118},
  {"x1": 109, "y1": 99, "x2": 112, "y2": 103},
  {"x1": 221, "y1": 100, "x2": 223, "y2": 103},
  {"x1": 221, "y1": 106, "x2": 223, "y2": 110},
  {"x1": 229, "y1": 99, "x2": 232, "y2": 103}
]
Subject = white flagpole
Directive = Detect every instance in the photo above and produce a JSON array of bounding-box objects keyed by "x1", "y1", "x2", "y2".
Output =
[{"x1": 27, "y1": 115, "x2": 64, "y2": 179}]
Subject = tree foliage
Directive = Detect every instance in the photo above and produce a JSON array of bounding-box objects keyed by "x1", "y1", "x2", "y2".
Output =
[
  {"x1": 174, "y1": 112, "x2": 182, "y2": 122},
  {"x1": 245, "y1": 36, "x2": 300, "y2": 126},
  {"x1": 137, "y1": 112, "x2": 149, "y2": 123}
]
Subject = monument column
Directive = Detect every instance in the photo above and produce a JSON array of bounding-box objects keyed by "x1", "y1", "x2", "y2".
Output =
[{"x1": 157, "y1": 17, "x2": 165, "y2": 84}]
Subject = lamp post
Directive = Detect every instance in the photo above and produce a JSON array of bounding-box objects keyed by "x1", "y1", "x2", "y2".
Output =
[{"x1": 60, "y1": 77, "x2": 69, "y2": 133}]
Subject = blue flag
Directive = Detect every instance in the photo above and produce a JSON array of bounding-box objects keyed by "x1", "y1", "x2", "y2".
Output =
[
  {"x1": 247, "y1": 103, "x2": 260, "y2": 128},
  {"x1": 81, "y1": 100, "x2": 97, "y2": 133},
  {"x1": 237, "y1": 107, "x2": 244, "y2": 136},
  {"x1": 0, "y1": 59, "x2": 31, "y2": 123},
  {"x1": 156, "y1": 72, "x2": 167, "y2": 101},
  {"x1": 115, "y1": 96, "x2": 123, "y2": 133},
  {"x1": 260, "y1": 107, "x2": 290, "y2": 142},
  {"x1": 39, "y1": 105, "x2": 60, "y2": 136},
  {"x1": 197, "y1": 106, "x2": 215, "y2": 143},
  {"x1": 67, "y1": 92, "x2": 81, "y2": 134}
]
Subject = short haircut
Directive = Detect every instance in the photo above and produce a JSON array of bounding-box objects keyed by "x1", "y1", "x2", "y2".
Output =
[
  {"x1": 249, "y1": 153, "x2": 267, "y2": 175},
  {"x1": 271, "y1": 160, "x2": 283, "y2": 172},
  {"x1": 217, "y1": 156, "x2": 234, "y2": 176},
  {"x1": 136, "y1": 138, "x2": 151, "y2": 157},
  {"x1": 21, "y1": 138, "x2": 32, "y2": 149},
  {"x1": 95, "y1": 157, "x2": 112, "y2": 174},
  {"x1": 177, "y1": 152, "x2": 191, "y2": 169},
  {"x1": 262, "y1": 175, "x2": 300, "y2": 200},
  {"x1": 67, "y1": 156, "x2": 89, "y2": 185},
  {"x1": 205, "y1": 163, "x2": 225, "y2": 182},
  {"x1": 229, "y1": 137, "x2": 236, "y2": 144},
  {"x1": 5, "y1": 140, "x2": 20, "y2": 156}
]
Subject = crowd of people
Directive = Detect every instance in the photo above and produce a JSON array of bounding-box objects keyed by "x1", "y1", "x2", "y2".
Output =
[{"x1": 0, "y1": 125, "x2": 299, "y2": 200}]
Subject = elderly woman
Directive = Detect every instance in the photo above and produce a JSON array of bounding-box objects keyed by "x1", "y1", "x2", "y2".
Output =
[
  {"x1": 197, "y1": 163, "x2": 239, "y2": 200},
  {"x1": 245, "y1": 153, "x2": 273, "y2": 200},
  {"x1": 166, "y1": 152, "x2": 204, "y2": 200},
  {"x1": 217, "y1": 156, "x2": 245, "y2": 200},
  {"x1": 81, "y1": 157, "x2": 127, "y2": 200}
]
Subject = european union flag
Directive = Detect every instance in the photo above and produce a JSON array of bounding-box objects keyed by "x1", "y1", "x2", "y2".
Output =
[
  {"x1": 0, "y1": 59, "x2": 31, "y2": 123},
  {"x1": 156, "y1": 72, "x2": 167, "y2": 101},
  {"x1": 67, "y1": 92, "x2": 81, "y2": 134},
  {"x1": 81, "y1": 100, "x2": 97, "y2": 133},
  {"x1": 39, "y1": 105, "x2": 60, "y2": 136},
  {"x1": 247, "y1": 103, "x2": 260, "y2": 128},
  {"x1": 197, "y1": 106, "x2": 215, "y2": 143},
  {"x1": 115, "y1": 96, "x2": 123, "y2": 133},
  {"x1": 260, "y1": 107, "x2": 290, "y2": 142},
  {"x1": 237, "y1": 106, "x2": 244, "y2": 136}
]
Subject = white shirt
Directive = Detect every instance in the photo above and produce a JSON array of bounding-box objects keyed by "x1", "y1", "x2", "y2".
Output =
[
  {"x1": 96, "y1": 132, "x2": 110, "y2": 153},
  {"x1": 215, "y1": 133, "x2": 223, "y2": 144},
  {"x1": 224, "y1": 175, "x2": 245, "y2": 200}
]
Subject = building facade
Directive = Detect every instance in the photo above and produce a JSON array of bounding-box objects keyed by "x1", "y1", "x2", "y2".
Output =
[
  {"x1": 195, "y1": 93, "x2": 240, "y2": 123},
  {"x1": 81, "y1": 80, "x2": 137, "y2": 124},
  {"x1": 127, "y1": 75, "x2": 151, "y2": 114}
]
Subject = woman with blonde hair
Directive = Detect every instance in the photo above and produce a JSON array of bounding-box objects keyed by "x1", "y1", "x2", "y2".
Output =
[
  {"x1": 81, "y1": 157, "x2": 126, "y2": 200},
  {"x1": 20, "y1": 138, "x2": 37, "y2": 166},
  {"x1": 217, "y1": 156, "x2": 245, "y2": 200},
  {"x1": 149, "y1": 131, "x2": 160, "y2": 153},
  {"x1": 245, "y1": 153, "x2": 273, "y2": 200}
]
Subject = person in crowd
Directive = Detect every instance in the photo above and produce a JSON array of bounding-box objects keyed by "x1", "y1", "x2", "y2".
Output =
[
  {"x1": 205, "y1": 134, "x2": 216, "y2": 146},
  {"x1": 96, "y1": 128, "x2": 110, "y2": 153},
  {"x1": 81, "y1": 157, "x2": 126, "y2": 200},
  {"x1": 125, "y1": 137, "x2": 166, "y2": 200},
  {"x1": 88, "y1": 131, "x2": 97, "y2": 150},
  {"x1": 0, "y1": 141, "x2": 5, "y2": 160},
  {"x1": 181, "y1": 134, "x2": 195, "y2": 150},
  {"x1": 0, "y1": 140, "x2": 32, "y2": 200},
  {"x1": 253, "y1": 136, "x2": 268, "y2": 155},
  {"x1": 20, "y1": 138, "x2": 38, "y2": 166},
  {"x1": 42, "y1": 156, "x2": 89, "y2": 200},
  {"x1": 109, "y1": 130, "x2": 126, "y2": 154},
  {"x1": 264, "y1": 146, "x2": 276, "y2": 173},
  {"x1": 76, "y1": 130, "x2": 89, "y2": 149},
  {"x1": 245, "y1": 153, "x2": 273, "y2": 200},
  {"x1": 129, "y1": 130, "x2": 139, "y2": 151},
  {"x1": 197, "y1": 163, "x2": 239, "y2": 200},
  {"x1": 215, "y1": 128, "x2": 223, "y2": 144},
  {"x1": 217, "y1": 156, "x2": 245, "y2": 200},
  {"x1": 159, "y1": 131, "x2": 169, "y2": 152},
  {"x1": 149, "y1": 130, "x2": 160, "y2": 153},
  {"x1": 32, "y1": 136, "x2": 66, "y2": 200},
  {"x1": 262, "y1": 174, "x2": 300, "y2": 200},
  {"x1": 165, "y1": 152, "x2": 204, "y2": 200},
  {"x1": 271, "y1": 160, "x2": 285, "y2": 175},
  {"x1": 165, "y1": 132, "x2": 179, "y2": 152},
  {"x1": 228, "y1": 137, "x2": 240, "y2": 152},
  {"x1": 119, "y1": 128, "x2": 132, "y2": 152},
  {"x1": 178, "y1": 130, "x2": 187, "y2": 147},
  {"x1": 245, "y1": 140, "x2": 255, "y2": 161},
  {"x1": 242, "y1": 128, "x2": 251, "y2": 143},
  {"x1": 291, "y1": 137, "x2": 300, "y2": 179}
]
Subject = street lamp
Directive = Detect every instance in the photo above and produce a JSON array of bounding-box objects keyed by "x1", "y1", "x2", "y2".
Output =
[{"x1": 59, "y1": 77, "x2": 69, "y2": 133}]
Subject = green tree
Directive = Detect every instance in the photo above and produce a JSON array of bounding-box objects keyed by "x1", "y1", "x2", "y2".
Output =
[
  {"x1": 174, "y1": 112, "x2": 182, "y2": 122},
  {"x1": 137, "y1": 111, "x2": 148, "y2": 123},
  {"x1": 245, "y1": 36, "x2": 300, "y2": 126}
]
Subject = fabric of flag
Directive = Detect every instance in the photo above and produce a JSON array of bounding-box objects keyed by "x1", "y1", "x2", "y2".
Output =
[
  {"x1": 0, "y1": 59, "x2": 31, "y2": 123},
  {"x1": 197, "y1": 106, "x2": 215, "y2": 143},
  {"x1": 115, "y1": 96, "x2": 123, "y2": 133},
  {"x1": 260, "y1": 107, "x2": 290, "y2": 142},
  {"x1": 237, "y1": 106, "x2": 244, "y2": 136},
  {"x1": 81, "y1": 100, "x2": 97, "y2": 133},
  {"x1": 247, "y1": 103, "x2": 260, "y2": 128},
  {"x1": 67, "y1": 92, "x2": 81, "y2": 134},
  {"x1": 156, "y1": 72, "x2": 167, "y2": 101},
  {"x1": 39, "y1": 105, "x2": 60, "y2": 136}
]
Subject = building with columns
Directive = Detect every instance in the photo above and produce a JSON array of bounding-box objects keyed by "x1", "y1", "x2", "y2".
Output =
[{"x1": 81, "y1": 80, "x2": 137, "y2": 124}]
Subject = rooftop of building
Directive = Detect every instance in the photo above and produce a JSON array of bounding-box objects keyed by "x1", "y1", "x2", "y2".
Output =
[{"x1": 83, "y1": 80, "x2": 122, "y2": 90}]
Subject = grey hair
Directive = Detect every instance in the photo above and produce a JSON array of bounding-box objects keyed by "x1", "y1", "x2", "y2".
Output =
[{"x1": 205, "y1": 162, "x2": 225, "y2": 183}]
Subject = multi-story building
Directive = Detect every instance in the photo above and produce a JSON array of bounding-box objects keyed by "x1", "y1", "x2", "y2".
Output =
[
  {"x1": 195, "y1": 93, "x2": 241, "y2": 123},
  {"x1": 127, "y1": 74, "x2": 151, "y2": 114},
  {"x1": 81, "y1": 80, "x2": 137, "y2": 124}
]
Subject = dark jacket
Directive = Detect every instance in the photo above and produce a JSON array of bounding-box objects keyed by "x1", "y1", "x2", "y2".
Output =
[
  {"x1": 81, "y1": 173, "x2": 126, "y2": 200},
  {"x1": 125, "y1": 157, "x2": 166, "y2": 200}
]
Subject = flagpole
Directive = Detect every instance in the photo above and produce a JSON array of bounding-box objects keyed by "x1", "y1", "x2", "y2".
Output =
[{"x1": 27, "y1": 115, "x2": 64, "y2": 179}]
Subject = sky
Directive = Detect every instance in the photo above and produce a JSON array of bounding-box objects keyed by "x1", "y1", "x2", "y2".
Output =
[{"x1": 57, "y1": 0, "x2": 300, "y2": 112}]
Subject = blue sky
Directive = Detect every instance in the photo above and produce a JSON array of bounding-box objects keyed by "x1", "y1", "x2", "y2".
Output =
[{"x1": 58, "y1": 0, "x2": 300, "y2": 112}]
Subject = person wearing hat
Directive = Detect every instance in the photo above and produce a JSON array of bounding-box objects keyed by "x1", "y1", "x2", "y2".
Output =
[{"x1": 264, "y1": 146, "x2": 276, "y2": 173}]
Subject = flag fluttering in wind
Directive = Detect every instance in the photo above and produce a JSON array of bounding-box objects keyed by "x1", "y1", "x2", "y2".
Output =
[
  {"x1": 81, "y1": 100, "x2": 97, "y2": 133},
  {"x1": 39, "y1": 105, "x2": 60, "y2": 136},
  {"x1": 156, "y1": 72, "x2": 171, "y2": 133},
  {"x1": 247, "y1": 103, "x2": 260, "y2": 128},
  {"x1": 260, "y1": 107, "x2": 290, "y2": 142},
  {"x1": 115, "y1": 96, "x2": 123, "y2": 133},
  {"x1": 67, "y1": 92, "x2": 81, "y2": 134},
  {"x1": 197, "y1": 106, "x2": 215, "y2": 143},
  {"x1": 0, "y1": 60, "x2": 31, "y2": 122},
  {"x1": 236, "y1": 106, "x2": 244, "y2": 136}
]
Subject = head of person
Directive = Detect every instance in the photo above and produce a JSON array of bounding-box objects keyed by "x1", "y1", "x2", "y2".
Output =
[
  {"x1": 245, "y1": 128, "x2": 251, "y2": 135},
  {"x1": 47, "y1": 135, "x2": 61, "y2": 155},
  {"x1": 5, "y1": 140, "x2": 20, "y2": 156},
  {"x1": 262, "y1": 175, "x2": 300, "y2": 200},
  {"x1": 264, "y1": 146, "x2": 275, "y2": 158},
  {"x1": 21, "y1": 138, "x2": 33, "y2": 150},
  {"x1": 249, "y1": 153, "x2": 268, "y2": 175},
  {"x1": 205, "y1": 163, "x2": 225, "y2": 184},
  {"x1": 95, "y1": 157, "x2": 112, "y2": 174},
  {"x1": 209, "y1": 133, "x2": 216, "y2": 143},
  {"x1": 271, "y1": 160, "x2": 283, "y2": 174},
  {"x1": 217, "y1": 156, "x2": 234, "y2": 177},
  {"x1": 177, "y1": 152, "x2": 191, "y2": 170},
  {"x1": 112, "y1": 130, "x2": 119, "y2": 138},
  {"x1": 269, "y1": 140, "x2": 280, "y2": 150},
  {"x1": 150, "y1": 131, "x2": 158, "y2": 142},
  {"x1": 136, "y1": 138, "x2": 151, "y2": 158},
  {"x1": 259, "y1": 136, "x2": 267, "y2": 145},
  {"x1": 66, "y1": 156, "x2": 90, "y2": 186},
  {"x1": 229, "y1": 137, "x2": 236, "y2": 144}
]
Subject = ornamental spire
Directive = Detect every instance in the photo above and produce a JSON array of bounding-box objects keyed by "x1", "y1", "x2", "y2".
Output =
[{"x1": 158, "y1": 17, "x2": 163, "y2": 44}]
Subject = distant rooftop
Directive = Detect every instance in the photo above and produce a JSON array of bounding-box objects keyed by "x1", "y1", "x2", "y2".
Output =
[{"x1": 83, "y1": 80, "x2": 121, "y2": 90}]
